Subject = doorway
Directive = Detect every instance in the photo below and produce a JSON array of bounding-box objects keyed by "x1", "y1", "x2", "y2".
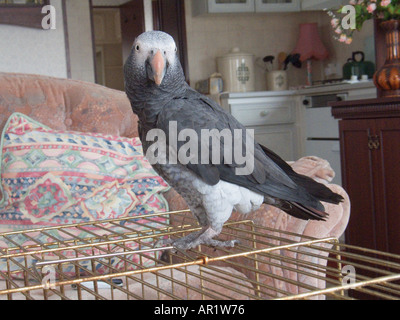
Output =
[
  {"x1": 91, "y1": 0, "x2": 189, "y2": 90},
  {"x1": 92, "y1": 0, "x2": 145, "y2": 91},
  {"x1": 92, "y1": 7, "x2": 124, "y2": 90}
]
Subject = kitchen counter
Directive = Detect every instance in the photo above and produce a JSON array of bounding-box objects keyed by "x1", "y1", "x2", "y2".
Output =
[
  {"x1": 298, "y1": 80, "x2": 376, "y2": 96},
  {"x1": 218, "y1": 80, "x2": 377, "y2": 183},
  {"x1": 219, "y1": 80, "x2": 376, "y2": 99}
]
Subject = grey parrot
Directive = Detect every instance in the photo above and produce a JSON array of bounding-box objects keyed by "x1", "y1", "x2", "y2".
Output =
[{"x1": 124, "y1": 31, "x2": 343, "y2": 250}]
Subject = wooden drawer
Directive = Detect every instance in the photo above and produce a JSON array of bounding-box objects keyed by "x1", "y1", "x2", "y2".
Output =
[{"x1": 230, "y1": 100, "x2": 295, "y2": 127}]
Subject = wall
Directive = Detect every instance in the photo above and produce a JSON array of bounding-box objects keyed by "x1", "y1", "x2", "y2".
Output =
[
  {"x1": 0, "y1": 1, "x2": 374, "y2": 87},
  {"x1": 184, "y1": 0, "x2": 374, "y2": 90},
  {"x1": 0, "y1": 0, "x2": 68, "y2": 78}
]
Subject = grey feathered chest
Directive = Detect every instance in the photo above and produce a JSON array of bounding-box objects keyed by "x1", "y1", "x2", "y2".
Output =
[{"x1": 138, "y1": 116, "x2": 205, "y2": 212}]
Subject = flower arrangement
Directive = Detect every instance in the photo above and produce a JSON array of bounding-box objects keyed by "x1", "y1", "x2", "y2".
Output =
[{"x1": 327, "y1": 0, "x2": 400, "y2": 44}]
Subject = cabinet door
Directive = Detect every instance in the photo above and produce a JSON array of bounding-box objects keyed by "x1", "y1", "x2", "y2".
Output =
[
  {"x1": 255, "y1": 0, "x2": 300, "y2": 12},
  {"x1": 301, "y1": 0, "x2": 345, "y2": 11},
  {"x1": 208, "y1": 0, "x2": 255, "y2": 13},
  {"x1": 339, "y1": 119, "x2": 378, "y2": 251},
  {"x1": 375, "y1": 118, "x2": 400, "y2": 254},
  {"x1": 340, "y1": 117, "x2": 400, "y2": 254},
  {"x1": 253, "y1": 125, "x2": 297, "y2": 161}
]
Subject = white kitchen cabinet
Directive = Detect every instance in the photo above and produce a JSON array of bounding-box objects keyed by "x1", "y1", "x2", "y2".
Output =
[
  {"x1": 192, "y1": 0, "x2": 300, "y2": 15},
  {"x1": 192, "y1": 0, "x2": 255, "y2": 15},
  {"x1": 219, "y1": 83, "x2": 377, "y2": 167},
  {"x1": 301, "y1": 0, "x2": 345, "y2": 11},
  {"x1": 220, "y1": 93, "x2": 299, "y2": 161},
  {"x1": 193, "y1": 0, "x2": 345, "y2": 14},
  {"x1": 253, "y1": 125, "x2": 297, "y2": 161},
  {"x1": 255, "y1": 0, "x2": 300, "y2": 13}
]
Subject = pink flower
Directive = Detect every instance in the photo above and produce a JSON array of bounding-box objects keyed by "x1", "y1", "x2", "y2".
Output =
[
  {"x1": 331, "y1": 18, "x2": 339, "y2": 28},
  {"x1": 339, "y1": 34, "x2": 348, "y2": 42},
  {"x1": 329, "y1": 0, "x2": 399, "y2": 46},
  {"x1": 367, "y1": 3, "x2": 377, "y2": 13}
]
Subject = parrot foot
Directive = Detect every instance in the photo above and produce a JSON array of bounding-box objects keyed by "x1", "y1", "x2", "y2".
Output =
[{"x1": 155, "y1": 228, "x2": 240, "y2": 251}]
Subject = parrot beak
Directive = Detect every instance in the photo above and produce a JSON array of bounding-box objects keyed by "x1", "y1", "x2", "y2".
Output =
[{"x1": 150, "y1": 50, "x2": 166, "y2": 86}]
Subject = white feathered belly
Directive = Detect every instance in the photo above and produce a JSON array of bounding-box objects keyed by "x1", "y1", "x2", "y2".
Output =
[
  {"x1": 192, "y1": 178, "x2": 264, "y2": 226},
  {"x1": 152, "y1": 163, "x2": 264, "y2": 229}
]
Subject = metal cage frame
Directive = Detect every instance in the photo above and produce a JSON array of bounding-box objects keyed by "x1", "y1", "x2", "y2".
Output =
[{"x1": 1, "y1": 210, "x2": 399, "y2": 300}]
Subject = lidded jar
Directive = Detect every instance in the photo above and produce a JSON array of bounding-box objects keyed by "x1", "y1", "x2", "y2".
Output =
[{"x1": 217, "y1": 47, "x2": 255, "y2": 93}]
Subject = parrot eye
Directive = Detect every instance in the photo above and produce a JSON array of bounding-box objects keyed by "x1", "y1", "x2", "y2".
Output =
[
  {"x1": 175, "y1": 47, "x2": 177, "y2": 52},
  {"x1": 135, "y1": 45, "x2": 140, "y2": 52}
]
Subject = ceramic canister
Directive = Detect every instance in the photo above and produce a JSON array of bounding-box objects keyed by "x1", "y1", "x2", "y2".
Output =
[
  {"x1": 267, "y1": 70, "x2": 288, "y2": 91},
  {"x1": 217, "y1": 47, "x2": 255, "y2": 93}
]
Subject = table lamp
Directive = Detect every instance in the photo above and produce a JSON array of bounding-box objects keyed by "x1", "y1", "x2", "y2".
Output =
[{"x1": 292, "y1": 23, "x2": 329, "y2": 86}]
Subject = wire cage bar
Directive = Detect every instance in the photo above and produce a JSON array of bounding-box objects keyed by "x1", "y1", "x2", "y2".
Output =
[{"x1": 0, "y1": 210, "x2": 399, "y2": 300}]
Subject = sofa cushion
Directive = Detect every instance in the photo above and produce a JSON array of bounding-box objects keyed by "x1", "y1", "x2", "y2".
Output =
[{"x1": 0, "y1": 113, "x2": 170, "y2": 232}]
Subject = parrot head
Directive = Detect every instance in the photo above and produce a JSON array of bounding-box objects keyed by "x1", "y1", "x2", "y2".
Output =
[{"x1": 124, "y1": 31, "x2": 182, "y2": 88}]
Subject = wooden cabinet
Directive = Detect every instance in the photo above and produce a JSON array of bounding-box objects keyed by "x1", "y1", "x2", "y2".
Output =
[
  {"x1": 332, "y1": 98, "x2": 400, "y2": 254},
  {"x1": 192, "y1": 0, "x2": 300, "y2": 15}
]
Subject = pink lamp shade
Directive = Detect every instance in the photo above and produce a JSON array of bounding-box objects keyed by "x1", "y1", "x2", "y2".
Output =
[{"x1": 293, "y1": 23, "x2": 329, "y2": 62}]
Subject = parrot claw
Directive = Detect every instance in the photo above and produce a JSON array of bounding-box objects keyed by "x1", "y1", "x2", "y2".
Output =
[
  {"x1": 154, "y1": 229, "x2": 240, "y2": 251},
  {"x1": 153, "y1": 231, "x2": 202, "y2": 250},
  {"x1": 172, "y1": 237, "x2": 240, "y2": 250}
]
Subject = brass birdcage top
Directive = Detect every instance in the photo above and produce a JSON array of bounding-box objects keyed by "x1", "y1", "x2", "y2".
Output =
[{"x1": 0, "y1": 210, "x2": 399, "y2": 300}]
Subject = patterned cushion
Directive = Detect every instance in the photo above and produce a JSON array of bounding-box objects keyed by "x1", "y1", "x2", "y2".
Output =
[
  {"x1": 0, "y1": 113, "x2": 170, "y2": 275},
  {"x1": 0, "y1": 113, "x2": 170, "y2": 230}
]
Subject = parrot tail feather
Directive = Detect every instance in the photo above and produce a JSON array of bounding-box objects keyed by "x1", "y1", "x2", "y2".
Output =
[{"x1": 271, "y1": 199, "x2": 329, "y2": 221}]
